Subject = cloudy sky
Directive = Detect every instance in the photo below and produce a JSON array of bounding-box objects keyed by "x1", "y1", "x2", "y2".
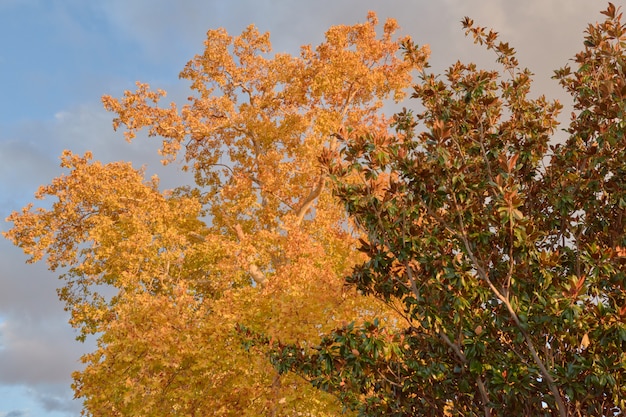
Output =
[{"x1": 0, "y1": 0, "x2": 615, "y2": 415}]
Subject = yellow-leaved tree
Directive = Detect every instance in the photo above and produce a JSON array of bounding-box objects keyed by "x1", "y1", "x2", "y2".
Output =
[{"x1": 5, "y1": 13, "x2": 428, "y2": 416}]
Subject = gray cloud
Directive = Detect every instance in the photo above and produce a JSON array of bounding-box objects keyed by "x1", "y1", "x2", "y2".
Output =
[
  {"x1": 0, "y1": 308, "x2": 87, "y2": 414},
  {"x1": 0, "y1": 242, "x2": 64, "y2": 319},
  {"x1": 28, "y1": 385, "x2": 81, "y2": 414},
  {"x1": 0, "y1": 139, "x2": 59, "y2": 217},
  {"x1": 5, "y1": 411, "x2": 27, "y2": 417},
  {"x1": 0, "y1": 311, "x2": 89, "y2": 386}
]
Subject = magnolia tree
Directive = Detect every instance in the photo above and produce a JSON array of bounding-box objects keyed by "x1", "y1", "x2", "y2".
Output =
[
  {"x1": 259, "y1": 4, "x2": 626, "y2": 416},
  {"x1": 5, "y1": 14, "x2": 428, "y2": 416}
]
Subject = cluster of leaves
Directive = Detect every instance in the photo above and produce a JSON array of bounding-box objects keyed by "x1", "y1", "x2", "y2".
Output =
[
  {"x1": 266, "y1": 4, "x2": 626, "y2": 416},
  {"x1": 4, "y1": 12, "x2": 429, "y2": 416}
]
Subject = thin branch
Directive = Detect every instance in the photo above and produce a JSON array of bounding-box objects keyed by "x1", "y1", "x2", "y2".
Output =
[{"x1": 443, "y1": 198, "x2": 567, "y2": 417}]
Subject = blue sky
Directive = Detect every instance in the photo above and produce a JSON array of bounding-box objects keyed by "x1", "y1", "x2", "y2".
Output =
[{"x1": 0, "y1": 0, "x2": 615, "y2": 415}]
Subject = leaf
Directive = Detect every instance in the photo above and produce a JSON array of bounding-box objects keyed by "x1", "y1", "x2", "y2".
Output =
[
  {"x1": 600, "y1": 3, "x2": 616, "y2": 18},
  {"x1": 508, "y1": 153, "x2": 519, "y2": 173},
  {"x1": 580, "y1": 333, "x2": 590, "y2": 350}
]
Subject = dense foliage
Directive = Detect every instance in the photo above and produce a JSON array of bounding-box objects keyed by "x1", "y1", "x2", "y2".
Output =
[
  {"x1": 263, "y1": 4, "x2": 626, "y2": 416},
  {"x1": 5, "y1": 13, "x2": 426, "y2": 416},
  {"x1": 6, "y1": 4, "x2": 626, "y2": 417}
]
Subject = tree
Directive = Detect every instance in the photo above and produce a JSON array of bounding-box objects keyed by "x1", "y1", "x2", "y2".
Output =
[
  {"x1": 4, "y1": 13, "x2": 428, "y2": 416},
  {"x1": 264, "y1": 4, "x2": 626, "y2": 416}
]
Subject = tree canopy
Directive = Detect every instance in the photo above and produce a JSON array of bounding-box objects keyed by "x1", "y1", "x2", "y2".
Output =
[
  {"x1": 262, "y1": 3, "x2": 626, "y2": 416},
  {"x1": 5, "y1": 12, "x2": 427, "y2": 416},
  {"x1": 6, "y1": 3, "x2": 626, "y2": 417}
]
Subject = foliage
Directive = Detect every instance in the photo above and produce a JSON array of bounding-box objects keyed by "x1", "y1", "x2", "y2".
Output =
[
  {"x1": 4, "y1": 13, "x2": 428, "y2": 416},
  {"x1": 265, "y1": 4, "x2": 626, "y2": 416}
]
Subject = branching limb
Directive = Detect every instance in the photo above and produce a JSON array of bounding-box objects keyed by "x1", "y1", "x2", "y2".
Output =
[
  {"x1": 444, "y1": 198, "x2": 567, "y2": 417},
  {"x1": 294, "y1": 175, "x2": 325, "y2": 225}
]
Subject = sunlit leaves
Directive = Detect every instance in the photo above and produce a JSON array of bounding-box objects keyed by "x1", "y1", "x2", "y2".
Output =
[
  {"x1": 268, "y1": 4, "x2": 626, "y2": 416},
  {"x1": 4, "y1": 12, "x2": 427, "y2": 417}
]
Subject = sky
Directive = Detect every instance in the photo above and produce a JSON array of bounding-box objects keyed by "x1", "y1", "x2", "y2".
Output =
[{"x1": 0, "y1": 0, "x2": 618, "y2": 415}]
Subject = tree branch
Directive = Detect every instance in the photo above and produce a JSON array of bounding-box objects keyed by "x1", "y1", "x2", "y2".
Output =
[
  {"x1": 445, "y1": 198, "x2": 567, "y2": 417},
  {"x1": 294, "y1": 175, "x2": 325, "y2": 225}
]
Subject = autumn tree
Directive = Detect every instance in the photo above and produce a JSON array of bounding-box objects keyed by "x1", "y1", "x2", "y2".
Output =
[
  {"x1": 4, "y1": 13, "x2": 429, "y2": 416},
  {"x1": 263, "y1": 4, "x2": 626, "y2": 416}
]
